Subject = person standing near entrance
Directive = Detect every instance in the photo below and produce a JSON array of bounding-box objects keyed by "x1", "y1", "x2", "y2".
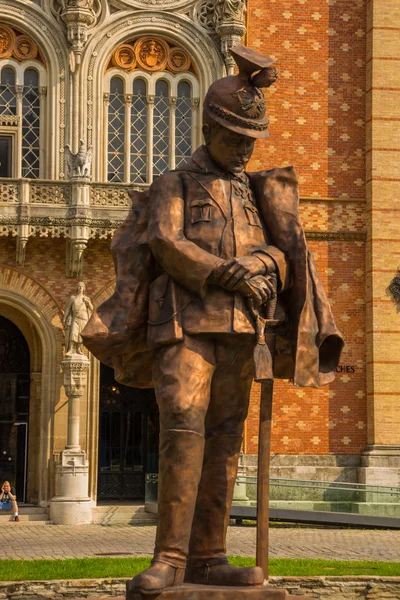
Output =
[{"x1": 0, "y1": 481, "x2": 19, "y2": 522}]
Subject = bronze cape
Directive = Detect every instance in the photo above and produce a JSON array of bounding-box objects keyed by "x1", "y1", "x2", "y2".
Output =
[{"x1": 82, "y1": 148, "x2": 343, "y2": 388}]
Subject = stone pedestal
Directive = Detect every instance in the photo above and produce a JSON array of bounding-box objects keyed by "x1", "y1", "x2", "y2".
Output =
[
  {"x1": 50, "y1": 354, "x2": 92, "y2": 525},
  {"x1": 359, "y1": 446, "x2": 400, "y2": 487},
  {"x1": 126, "y1": 583, "x2": 311, "y2": 600}
]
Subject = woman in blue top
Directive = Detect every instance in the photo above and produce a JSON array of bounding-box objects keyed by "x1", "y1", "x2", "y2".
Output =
[{"x1": 0, "y1": 481, "x2": 19, "y2": 522}]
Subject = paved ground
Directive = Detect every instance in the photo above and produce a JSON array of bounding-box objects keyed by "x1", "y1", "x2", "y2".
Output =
[{"x1": 1, "y1": 524, "x2": 400, "y2": 562}]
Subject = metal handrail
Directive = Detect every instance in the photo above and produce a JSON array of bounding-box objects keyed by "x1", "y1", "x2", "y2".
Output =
[{"x1": 235, "y1": 476, "x2": 400, "y2": 495}]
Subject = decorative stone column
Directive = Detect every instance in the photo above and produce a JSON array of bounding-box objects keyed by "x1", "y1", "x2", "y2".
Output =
[
  {"x1": 50, "y1": 354, "x2": 92, "y2": 524},
  {"x1": 359, "y1": 0, "x2": 400, "y2": 487},
  {"x1": 214, "y1": 1, "x2": 247, "y2": 75}
]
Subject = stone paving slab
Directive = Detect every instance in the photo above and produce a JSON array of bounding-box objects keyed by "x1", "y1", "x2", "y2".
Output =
[{"x1": 0, "y1": 524, "x2": 400, "y2": 562}]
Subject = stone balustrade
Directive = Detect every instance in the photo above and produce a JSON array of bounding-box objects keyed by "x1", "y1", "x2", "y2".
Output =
[
  {"x1": 0, "y1": 178, "x2": 147, "y2": 273},
  {"x1": 0, "y1": 177, "x2": 366, "y2": 274}
]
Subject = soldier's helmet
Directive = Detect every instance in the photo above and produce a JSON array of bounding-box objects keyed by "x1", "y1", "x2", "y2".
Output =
[{"x1": 203, "y1": 44, "x2": 278, "y2": 139}]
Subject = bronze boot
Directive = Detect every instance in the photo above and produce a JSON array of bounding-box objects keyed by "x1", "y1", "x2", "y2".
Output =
[
  {"x1": 129, "y1": 429, "x2": 205, "y2": 595},
  {"x1": 185, "y1": 433, "x2": 264, "y2": 586}
]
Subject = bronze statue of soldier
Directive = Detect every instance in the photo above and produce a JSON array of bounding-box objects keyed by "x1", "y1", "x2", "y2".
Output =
[{"x1": 83, "y1": 45, "x2": 343, "y2": 598}]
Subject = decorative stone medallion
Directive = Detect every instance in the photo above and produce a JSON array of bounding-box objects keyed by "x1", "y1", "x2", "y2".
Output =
[
  {"x1": 113, "y1": 44, "x2": 136, "y2": 71},
  {"x1": 108, "y1": 36, "x2": 192, "y2": 75},
  {"x1": 0, "y1": 24, "x2": 15, "y2": 58},
  {"x1": 0, "y1": 23, "x2": 42, "y2": 64},
  {"x1": 14, "y1": 35, "x2": 38, "y2": 61},
  {"x1": 135, "y1": 36, "x2": 169, "y2": 72},
  {"x1": 167, "y1": 47, "x2": 191, "y2": 73}
]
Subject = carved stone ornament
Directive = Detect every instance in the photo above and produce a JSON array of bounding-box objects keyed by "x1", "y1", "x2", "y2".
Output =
[
  {"x1": 167, "y1": 47, "x2": 192, "y2": 73},
  {"x1": 14, "y1": 35, "x2": 38, "y2": 61},
  {"x1": 67, "y1": 239, "x2": 87, "y2": 277},
  {"x1": 52, "y1": 0, "x2": 101, "y2": 64},
  {"x1": 108, "y1": 37, "x2": 192, "y2": 75},
  {"x1": 113, "y1": 44, "x2": 136, "y2": 71},
  {"x1": 0, "y1": 24, "x2": 15, "y2": 58},
  {"x1": 215, "y1": 0, "x2": 247, "y2": 25},
  {"x1": 65, "y1": 139, "x2": 93, "y2": 179},
  {"x1": 63, "y1": 281, "x2": 93, "y2": 355},
  {"x1": 0, "y1": 24, "x2": 42, "y2": 64},
  {"x1": 195, "y1": 1, "x2": 216, "y2": 33},
  {"x1": 135, "y1": 36, "x2": 169, "y2": 72}
]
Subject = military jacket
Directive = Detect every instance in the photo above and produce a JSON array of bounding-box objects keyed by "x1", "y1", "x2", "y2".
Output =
[{"x1": 147, "y1": 146, "x2": 289, "y2": 337}]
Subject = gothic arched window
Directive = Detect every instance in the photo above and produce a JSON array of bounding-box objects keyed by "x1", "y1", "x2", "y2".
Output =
[
  {"x1": 0, "y1": 67, "x2": 17, "y2": 115},
  {"x1": 107, "y1": 77, "x2": 126, "y2": 183},
  {"x1": 105, "y1": 37, "x2": 199, "y2": 184},
  {"x1": 153, "y1": 80, "x2": 170, "y2": 179},
  {"x1": 0, "y1": 24, "x2": 46, "y2": 179},
  {"x1": 130, "y1": 78, "x2": 148, "y2": 184},
  {"x1": 175, "y1": 81, "x2": 193, "y2": 169},
  {"x1": 22, "y1": 69, "x2": 40, "y2": 178}
]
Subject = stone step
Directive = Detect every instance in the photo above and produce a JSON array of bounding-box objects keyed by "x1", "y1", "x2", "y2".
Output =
[
  {"x1": 19, "y1": 506, "x2": 49, "y2": 514},
  {"x1": 0, "y1": 507, "x2": 50, "y2": 524},
  {"x1": 92, "y1": 504, "x2": 157, "y2": 526}
]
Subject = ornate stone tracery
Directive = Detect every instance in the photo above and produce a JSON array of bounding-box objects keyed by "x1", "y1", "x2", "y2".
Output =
[{"x1": 107, "y1": 36, "x2": 193, "y2": 75}]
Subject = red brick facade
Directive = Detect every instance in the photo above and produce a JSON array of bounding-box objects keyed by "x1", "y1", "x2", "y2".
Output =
[
  {"x1": 245, "y1": 0, "x2": 367, "y2": 456},
  {"x1": 0, "y1": 0, "x2": 370, "y2": 468}
]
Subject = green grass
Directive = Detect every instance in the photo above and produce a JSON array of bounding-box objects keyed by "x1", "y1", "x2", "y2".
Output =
[{"x1": 1, "y1": 557, "x2": 400, "y2": 581}]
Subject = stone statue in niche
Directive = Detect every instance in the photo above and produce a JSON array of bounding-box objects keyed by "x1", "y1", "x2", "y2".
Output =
[
  {"x1": 64, "y1": 282, "x2": 93, "y2": 355},
  {"x1": 215, "y1": 0, "x2": 247, "y2": 24}
]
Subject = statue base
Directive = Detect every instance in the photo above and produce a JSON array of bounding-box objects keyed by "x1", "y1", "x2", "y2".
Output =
[{"x1": 126, "y1": 583, "x2": 311, "y2": 600}]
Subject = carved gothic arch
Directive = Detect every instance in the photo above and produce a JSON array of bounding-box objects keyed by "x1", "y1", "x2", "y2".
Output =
[
  {"x1": 1, "y1": 1, "x2": 70, "y2": 178},
  {"x1": 0, "y1": 265, "x2": 64, "y2": 505},
  {"x1": 80, "y1": 10, "x2": 224, "y2": 179}
]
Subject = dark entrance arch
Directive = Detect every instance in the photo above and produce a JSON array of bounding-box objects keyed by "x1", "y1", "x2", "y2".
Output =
[
  {"x1": 0, "y1": 316, "x2": 30, "y2": 502},
  {"x1": 98, "y1": 365, "x2": 159, "y2": 500}
]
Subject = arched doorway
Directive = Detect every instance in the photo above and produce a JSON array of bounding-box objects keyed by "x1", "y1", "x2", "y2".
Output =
[
  {"x1": 0, "y1": 316, "x2": 30, "y2": 502},
  {"x1": 98, "y1": 365, "x2": 159, "y2": 500}
]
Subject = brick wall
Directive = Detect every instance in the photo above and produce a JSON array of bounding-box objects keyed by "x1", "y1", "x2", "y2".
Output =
[
  {"x1": 245, "y1": 0, "x2": 368, "y2": 455},
  {"x1": 0, "y1": 235, "x2": 115, "y2": 309}
]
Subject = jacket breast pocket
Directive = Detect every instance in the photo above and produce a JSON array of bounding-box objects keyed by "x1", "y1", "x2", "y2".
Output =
[
  {"x1": 190, "y1": 198, "x2": 213, "y2": 224},
  {"x1": 244, "y1": 202, "x2": 262, "y2": 228}
]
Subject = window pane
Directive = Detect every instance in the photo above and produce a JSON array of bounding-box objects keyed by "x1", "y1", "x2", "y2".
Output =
[
  {"x1": 108, "y1": 77, "x2": 125, "y2": 182},
  {"x1": 130, "y1": 79, "x2": 147, "y2": 184},
  {"x1": 24, "y1": 69, "x2": 38, "y2": 87},
  {"x1": 22, "y1": 70, "x2": 40, "y2": 178},
  {"x1": 175, "y1": 81, "x2": 192, "y2": 168},
  {"x1": 0, "y1": 68, "x2": 16, "y2": 116},
  {"x1": 153, "y1": 80, "x2": 170, "y2": 178}
]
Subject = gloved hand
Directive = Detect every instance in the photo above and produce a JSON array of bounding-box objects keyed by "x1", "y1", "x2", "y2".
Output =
[
  {"x1": 235, "y1": 274, "x2": 276, "y2": 306},
  {"x1": 209, "y1": 255, "x2": 268, "y2": 290}
]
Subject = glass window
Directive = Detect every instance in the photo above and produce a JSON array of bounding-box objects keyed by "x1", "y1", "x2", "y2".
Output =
[
  {"x1": 107, "y1": 77, "x2": 125, "y2": 182},
  {"x1": 130, "y1": 79, "x2": 148, "y2": 184},
  {"x1": 153, "y1": 80, "x2": 170, "y2": 179},
  {"x1": 175, "y1": 81, "x2": 192, "y2": 169},
  {"x1": 22, "y1": 69, "x2": 40, "y2": 178},
  {"x1": 106, "y1": 70, "x2": 196, "y2": 183},
  {"x1": 0, "y1": 67, "x2": 17, "y2": 116}
]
